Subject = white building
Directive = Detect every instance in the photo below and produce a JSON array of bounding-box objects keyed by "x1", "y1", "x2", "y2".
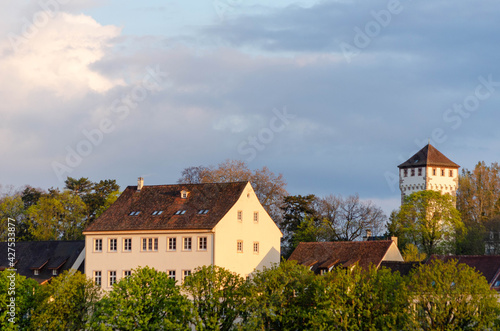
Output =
[
  {"x1": 83, "y1": 179, "x2": 282, "y2": 290},
  {"x1": 398, "y1": 144, "x2": 459, "y2": 205}
]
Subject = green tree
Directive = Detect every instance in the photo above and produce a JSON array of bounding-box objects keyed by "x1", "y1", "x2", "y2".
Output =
[
  {"x1": 30, "y1": 270, "x2": 101, "y2": 330},
  {"x1": 401, "y1": 243, "x2": 427, "y2": 262},
  {"x1": 388, "y1": 190, "x2": 463, "y2": 256},
  {"x1": 0, "y1": 196, "x2": 25, "y2": 241},
  {"x1": 182, "y1": 265, "x2": 248, "y2": 331},
  {"x1": 280, "y1": 194, "x2": 318, "y2": 257},
  {"x1": 0, "y1": 270, "x2": 40, "y2": 330},
  {"x1": 245, "y1": 260, "x2": 319, "y2": 330},
  {"x1": 313, "y1": 265, "x2": 412, "y2": 331},
  {"x1": 26, "y1": 191, "x2": 86, "y2": 240},
  {"x1": 92, "y1": 266, "x2": 192, "y2": 330},
  {"x1": 408, "y1": 259, "x2": 500, "y2": 330}
]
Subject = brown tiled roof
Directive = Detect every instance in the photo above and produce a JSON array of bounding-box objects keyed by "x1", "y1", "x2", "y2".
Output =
[
  {"x1": 427, "y1": 255, "x2": 500, "y2": 286},
  {"x1": 84, "y1": 182, "x2": 248, "y2": 232},
  {"x1": 380, "y1": 261, "x2": 421, "y2": 277},
  {"x1": 288, "y1": 241, "x2": 396, "y2": 272},
  {"x1": 398, "y1": 144, "x2": 459, "y2": 169}
]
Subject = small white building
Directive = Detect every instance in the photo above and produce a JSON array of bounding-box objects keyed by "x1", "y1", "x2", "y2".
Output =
[
  {"x1": 83, "y1": 179, "x2": 282, "y2": 289},
  {"x1": 398, "y1": 144, "x2": 459, "y2": 205}
]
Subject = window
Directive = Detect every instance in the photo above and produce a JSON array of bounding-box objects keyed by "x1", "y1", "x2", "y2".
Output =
[
  {"x1": 181, "y1": 190, "x2": 189, "y2": 198},
  {"x1": 403, "y1": 169, "x2": 408, "y2": 177},
  {"x1": 237, "y1": 211, "x2": 243, "y2": 221},
  {"x1": 198, "y1": 237, "x2": 207, "y2": 250},
  {"x1": 433, "y1": 168, "x2": 436, "y2": 176},
  {"x1": 94, "y1": 239, "x2": 102, "y2": 252},
  {"x1": 175, "y1": 210, "x2": 186, "y2": 215},
  {"x1": 198, "y1": 209, "x2": 209, "y2": 214},
  {"x1": 129, "y1": 211, "x2": 141, "y2": 216},
  {"x1": 441, "y1": 169, "x2": 445, "y2": 176},
  {"x1": 34, "y1": 270, "x2": 39, "y2": 276},
  {"x1": 123, "y1": 238, "x2": 132, "y2": 251},
  {"x1": 237, "y1": 240, "x2": 243, "y2": 253},
  {"x1": 123, "y1": 270, "x2": 131, "y2": 278},
  {"x1": 418, "y1": 168, "x2": 422, "y2": 176},
  {"x1": 168, "y1": 270, "x2": 176, "y2": 280},
  {"x1": 449, "y1": 169, "x2": 453, "y2": 177},
  {"x1": 253, "y1": 242, "x2": 259, "y2": 254},
  {"x1": 109, "y1": 238, "x2": 117, "y2": 252},
  {"x1": 109, "y1": 271, "x2": 117, "y2": 287},
  {"x1": 411, "y1": 169, "x2": 415, "y2": 176},
  {"x1": 183, "y1": 237, "x2": 192, "y2": 250},
  {"x1": 254, "y1": 212, "x2": 259, "y2": 223},
  {"x1": 168, "y1": 237, "x2": 177, "y2": 251},
  {"x1": 142, "y1": 238, "x2": 158, "y2": 251},
  {"x1": 182, "y1": 270, "x2": 191, "y2": 281},
  {"x1": 152, "y1": 210, "x2": 163, "y2": 215},
  {"x1": 495, "y1": 280, "x2": 500, "y2": 287},
  {"x1": 52, "y1": 269, "x2": 58, "y2": 276},
  {"x1": 94, "y1": 271, "x2": 102, "y2": 286}
]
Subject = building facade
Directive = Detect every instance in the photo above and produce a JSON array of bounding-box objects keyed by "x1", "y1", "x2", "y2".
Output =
[
  {"x1": 83, "y1": 180, "x2": 282, "y2": 289},
  {"x1": 398, "y1": 144, "x2": 460, "y2": 204}
]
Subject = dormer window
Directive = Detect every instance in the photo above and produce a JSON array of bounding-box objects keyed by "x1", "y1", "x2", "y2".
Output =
[
  {"x1": 181, "y1": 190, "x2": 189, "y2": 199},
  {"x1": 152, "y1": 211, "x2": 163, "y2": 216},
  {"x1": 34, "y1": 270, "x2": 39, "y2": 276},
  {"x1": 129, "y1": 211, "x2": 141, "y2": 216},
  {"x1": 175, "y1": 210, "x2": 186, "y2": 215},
  {"x1": 52, "y1": 269, "x2": 58, "y2": 276}
]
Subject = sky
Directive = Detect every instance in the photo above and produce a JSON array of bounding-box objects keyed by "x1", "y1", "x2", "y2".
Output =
[{"x1": 1, "y1": 0, "x2": 500, "y2": 215}]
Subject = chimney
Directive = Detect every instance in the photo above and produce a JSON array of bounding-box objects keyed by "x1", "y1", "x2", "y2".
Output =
[
  {"x1": 391, "y1": 236, "x2": 398, "y2": 247},
  {"x1": 137, "y1": 177, "x2": 144, "y2": 191}
]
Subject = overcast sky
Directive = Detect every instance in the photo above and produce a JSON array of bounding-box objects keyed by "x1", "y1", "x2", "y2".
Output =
[{"x1": 2, "y1": 0, "x2": 500, "y2": 215}]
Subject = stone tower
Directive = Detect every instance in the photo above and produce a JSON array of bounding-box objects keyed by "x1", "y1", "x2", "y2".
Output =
[{"x1": 398, "y1": 144, "x2": 459, "y2": 205}]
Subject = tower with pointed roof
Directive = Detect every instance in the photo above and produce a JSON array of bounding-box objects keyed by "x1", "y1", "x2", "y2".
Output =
[{"x1": 398, "y1": 144, "x2": 459, "y2": 205}]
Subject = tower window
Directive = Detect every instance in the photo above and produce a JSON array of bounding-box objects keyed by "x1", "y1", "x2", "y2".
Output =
[
  {"x1": 411, "y1": 169, "x2": 415, "y2": 176},
  {"x1": 418, "y1": 168, "x2": 422, "y2": 176},
  {"x1": 441, "y1": 169, "x2": 445, "y2": 176},
  {"x1": 433, "y1": 168, "x2": 436, "y2": 176},
  {"x1": 403, "y1": 169, "x2": 408, "y2": 177},
  {"x1": 449, "y1": 170, "x2": 453, "y2": 177}
]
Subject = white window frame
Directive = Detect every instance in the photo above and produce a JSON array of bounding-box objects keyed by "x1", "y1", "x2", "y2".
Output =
[
  {"x1": 108, "y1": 238, "x2": 117, "y2": 252},
  {"x1": 123, "y1": 270, "x2": 131, "y2": 278},
  {"x1": 237, "y1": 240, "x2": 243, "y2": 253},
  {"x1": 123, "y1": 238, "x2": 132, "y2": 252},
  {"x1": 94, "y1": 271, "x2": 102, "y2": 286},
  {"x1": 168, "y1": 237, "x2": 177, "y2": 251},
  {"x1": 94, "y1": 238, "x2": 103, "y2": 252},
  {"x1": 198, "y1": 237, "x2": 207, "y2": 251},
  {"x1": 183, "y1": 237, "x2": 192, "y2": 251},
  {"x1": 109, "y1": 270, "x2": 117, "y2": 287},
  {"x1": 52, "y1": 269, "x2": 58, "y2": 276},
  {"x1": 141, "y1": 237, "x2": 158, "y2": 251},
  {"x1": 168, "y1": 270, "x2": 176, "y2": 280},
  {"x1": 253, "y1": 242, "x2": 259, "y2": 254},
  {"x1": 33, "y1": 269, "x2": 39, "y2": 276},
  {"x1": 253, "y1": 211, "x2": 259, "y2": 223},
  {"x1": 237, "y1": 210, "x2": 243, "y2": 222}
]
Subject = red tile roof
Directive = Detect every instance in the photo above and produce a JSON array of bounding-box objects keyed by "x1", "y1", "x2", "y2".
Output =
[
  {"x1": 288, "y1": 240, "x2": 396, "y2": 272},
  {"x1": 398, "y1": 144, "x2": 459, "y2": 169},
  {"x1": 84, "y1": 182, "x2": 248, "y2": 232},
  {"x1": 427, "y1": 255, "x2": 500, "y2": 287}
]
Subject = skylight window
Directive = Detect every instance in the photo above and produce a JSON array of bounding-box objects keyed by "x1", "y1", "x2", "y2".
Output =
[
  {"x1": 152, "y1": 211, "x2": 163, "y2": 216},
  {"x1": 198, "y1": 209, "x2": 209, "y2": 214},
  {"x1": 129, "y1": 211, "x2": 141, "y2": 216},
  {"x1": 175, "y1": 210, "x2": 186, "y2": 215}
]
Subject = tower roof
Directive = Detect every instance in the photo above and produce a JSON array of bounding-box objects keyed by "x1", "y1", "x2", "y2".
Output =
[{"x1": 398, "y1": 144, "x2": 459, "y2": 169}]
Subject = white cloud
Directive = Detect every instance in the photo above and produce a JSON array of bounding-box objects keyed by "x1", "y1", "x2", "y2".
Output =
[{"x1": 0, "y1": 11, "x2": 122, "y2": 109}]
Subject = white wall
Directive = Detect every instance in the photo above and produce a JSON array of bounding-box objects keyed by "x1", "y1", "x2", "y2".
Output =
[{"x1": 213, "y1": 182, "x2": 282, "y2": 277}]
